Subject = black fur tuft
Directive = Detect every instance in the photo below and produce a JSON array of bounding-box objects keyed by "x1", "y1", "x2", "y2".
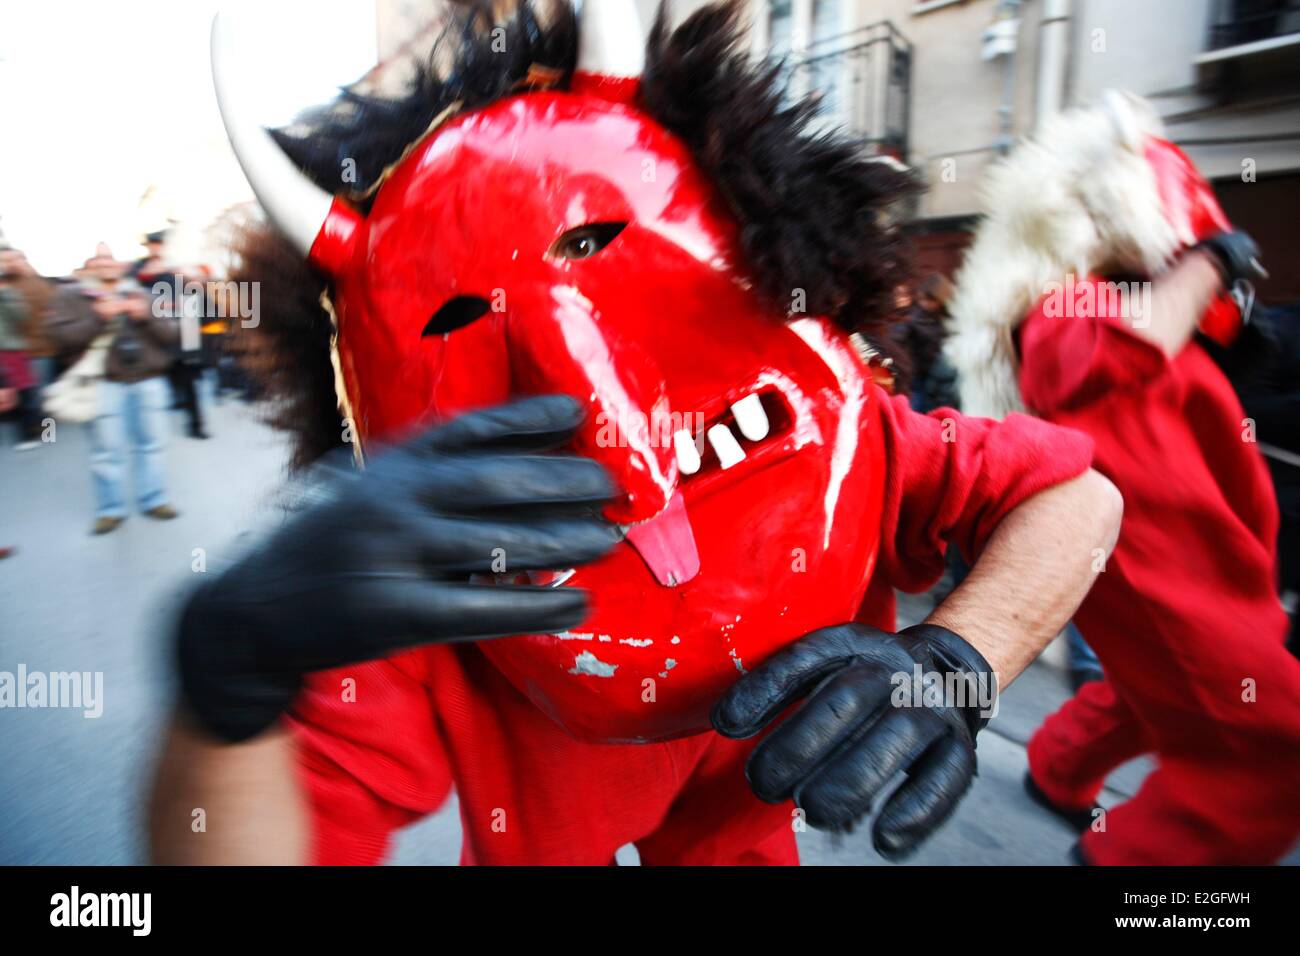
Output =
[
  {"x1": 271, "y1": 0, "x2": 577, "y2": 202},
  {"x1": 641, "y1": 0, "x2": 918, "y2": 337},
  {"x1": 228, "y1": 226, "x2": 344, "y2": 468}
]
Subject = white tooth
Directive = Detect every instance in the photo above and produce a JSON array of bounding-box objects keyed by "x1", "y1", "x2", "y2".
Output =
[
  {"x1": 673, "y1": 429, "x2": 701, "y2": 475},
  {"x1": 707, "y1": 424, "x2": 746, "y2": 470},
  {"x1": 730, "y1": 393, "x2": 769, "y2": 442},
  {"x1": 553, "y1": 569, "x2": 577, "y2": 587}
]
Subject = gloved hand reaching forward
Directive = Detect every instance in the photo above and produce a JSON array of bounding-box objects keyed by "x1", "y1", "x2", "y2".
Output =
[
  {"x1": 177, "y1": 395, "x2": 620, "y2": 743},
  {"x1": 713, "y1": 622, "x2": 996, "y2": 859}
]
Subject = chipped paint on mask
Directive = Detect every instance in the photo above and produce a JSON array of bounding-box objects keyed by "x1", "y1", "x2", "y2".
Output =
[{"x1": 569, "y1": 650, "x2": 618, "y2": 678}]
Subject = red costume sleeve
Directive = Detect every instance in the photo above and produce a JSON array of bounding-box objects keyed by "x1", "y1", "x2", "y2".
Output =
[
  {"x1": 875, "y1": 391, "x2": 1094, "y2": 593},
  {"x1": 287, "y1": 649, "x2": 454, "y2": 865},
  {"x1": 1018, "y1": 276, "x2": 1168, "y2": 414}
]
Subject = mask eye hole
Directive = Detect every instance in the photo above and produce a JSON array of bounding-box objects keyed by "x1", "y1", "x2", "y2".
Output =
[
  {"x1": 423, "y1": 295, "x2": 490, "y2": 337},
  {"x1": 549, "y1": 222, "x2": 627, "y2": 261}
]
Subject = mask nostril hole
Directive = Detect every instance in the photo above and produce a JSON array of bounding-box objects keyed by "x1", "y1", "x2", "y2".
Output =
[{"x1": 423, "y1": 295, "x2": 491, "y2": 337}]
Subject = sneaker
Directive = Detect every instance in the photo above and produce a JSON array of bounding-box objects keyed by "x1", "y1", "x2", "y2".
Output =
[
  {"x1": 144, "y1": 505, "x2": 179, "y2": 520},
  {"x1": 14, "y1": 441, "x2": 39, "y2": 452},
  {"x1": 92, "y1": 516, "x2": 125, "y2": 535}
]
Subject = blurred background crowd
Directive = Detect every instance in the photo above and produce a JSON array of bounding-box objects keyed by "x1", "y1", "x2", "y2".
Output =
[{"x1": 0, "y1": 236, "x2": 256, "y2": 540}]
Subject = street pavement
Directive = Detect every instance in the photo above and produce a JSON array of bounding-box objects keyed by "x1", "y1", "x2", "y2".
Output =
[{"x1": 1, "y1": 395, "x2": 1286, "y2": 865}]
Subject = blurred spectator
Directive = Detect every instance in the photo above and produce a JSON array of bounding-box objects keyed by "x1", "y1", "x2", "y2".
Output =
[
  {"x1": 0, "y1": 365, "x2": 14, "y2": 559},
  {"x1": 0, "y1": 246, "x2": 58, "y2": 386},
  {"x1": 1064, "y1": 621, "x2": 1103, "y2": 691},
  {"x1": 128, "y1": 230, "x2": 168, "y2": 283},
  {"x1": 136, "y1": 235, "x2": 210, "y2": 439},
  {"x1": 47, "y1": 249, "x2": 181, "y2": 535},
  {"x1": 0, "y1": 253, "x2": 41, "y2": 450},
  {"x1": 901, "y1": 274, "x2": 959, "y2": 412},
  {"x1": 205, "y1": 278, "x2": 258, "y2": 402},
  {"x1": 170, "y1": 275, "x2": 211, "y2": 439}
]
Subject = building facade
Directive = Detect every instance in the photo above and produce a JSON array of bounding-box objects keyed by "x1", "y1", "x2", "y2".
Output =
[
  {"x1": 742, "y1": 0, "x2": 1300, "y2": 299},
  {"x1": 370, "y1": 0, "x2": 1300, "y2": 300}
]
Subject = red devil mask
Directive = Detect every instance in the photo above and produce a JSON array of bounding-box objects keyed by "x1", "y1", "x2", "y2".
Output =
[
  {"x1": 214, "y1": 0, "x2": 888, "y2": 742},
  {"x1": 1144, "y1": 137, "x2": 1241, "y2": 345}
]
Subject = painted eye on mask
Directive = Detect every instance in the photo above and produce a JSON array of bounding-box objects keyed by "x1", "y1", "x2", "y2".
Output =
[{"x1": 549, "y1": 222, "x2": 627, "y2": 260}]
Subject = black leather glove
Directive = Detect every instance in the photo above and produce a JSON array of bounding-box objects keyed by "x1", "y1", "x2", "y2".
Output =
[
  {"x1": 177, "y1": 395, "x2": 621, "y2": 743},
  {"x1": 1195, "y1": 230, "x2": 1268, "y2": 283},
  {"x1": 713, "y1": 622, "x2": 996, "y2": 859}
]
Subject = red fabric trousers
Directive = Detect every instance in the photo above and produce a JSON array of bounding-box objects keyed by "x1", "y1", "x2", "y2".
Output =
[
  {"x1": 1027, "y1": 621, "x2": 1300, "y2": 865},
  {"x1": 1020, "y1": 284, "x2": 1300, "y2": 865}
]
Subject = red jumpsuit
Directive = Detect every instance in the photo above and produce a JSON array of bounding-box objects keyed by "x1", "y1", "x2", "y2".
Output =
[
  {"x1": 1019, "y1": 281, "x2": 1300, "y2": 864},
  {"x1": 288, "y1": 391, "x2": 1093, "y2": 865}
]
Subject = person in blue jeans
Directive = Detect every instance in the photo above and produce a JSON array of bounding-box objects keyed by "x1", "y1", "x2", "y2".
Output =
[
  {"x1": 48, "y1": 252, "x2": 181, "y2": 534},
  {"x1": 90, "y1": 374, "x2": 173, "y2": 526}
]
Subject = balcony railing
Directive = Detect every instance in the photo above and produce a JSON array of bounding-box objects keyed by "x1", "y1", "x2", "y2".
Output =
[
  {"x1": 774, "y1": 21, "x2": 913, "y2": 160},
  {"x1": 1207, "y1": 0, "x2": 1300, "y2": 50}
]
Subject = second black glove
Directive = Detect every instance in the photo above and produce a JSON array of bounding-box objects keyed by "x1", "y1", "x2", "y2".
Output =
[{"x1": 713, "y1": 621, "x2": 996, "y2": 859}]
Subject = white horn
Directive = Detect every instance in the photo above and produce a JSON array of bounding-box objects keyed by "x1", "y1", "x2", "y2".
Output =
[
  {"x1": 576, "y1": 0, "x2": 645, "y2": 78},
  {"x1": 210, "y1": 11, "x2": 333, "y2": 257}
]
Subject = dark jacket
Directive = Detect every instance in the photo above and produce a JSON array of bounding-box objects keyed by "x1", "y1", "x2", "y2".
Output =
[
  {"x1": 0, "y1": 287, "x2": 29, "y2": 351},
  {"x1": 10, "y1": 274, "x2": 57, "y2": 357},
  {"x1": 46, "y1": 284, "x2": 178, "y2": 383}
]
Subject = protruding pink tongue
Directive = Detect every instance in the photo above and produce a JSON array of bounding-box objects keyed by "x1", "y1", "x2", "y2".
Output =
[{"x1": 623, "y1": 489, "x2": 699, "y2": 587}]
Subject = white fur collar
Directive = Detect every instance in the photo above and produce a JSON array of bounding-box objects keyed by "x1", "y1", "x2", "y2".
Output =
[{"x1": 943, "y1": 92, "x2": 1182, "y2": 419}]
